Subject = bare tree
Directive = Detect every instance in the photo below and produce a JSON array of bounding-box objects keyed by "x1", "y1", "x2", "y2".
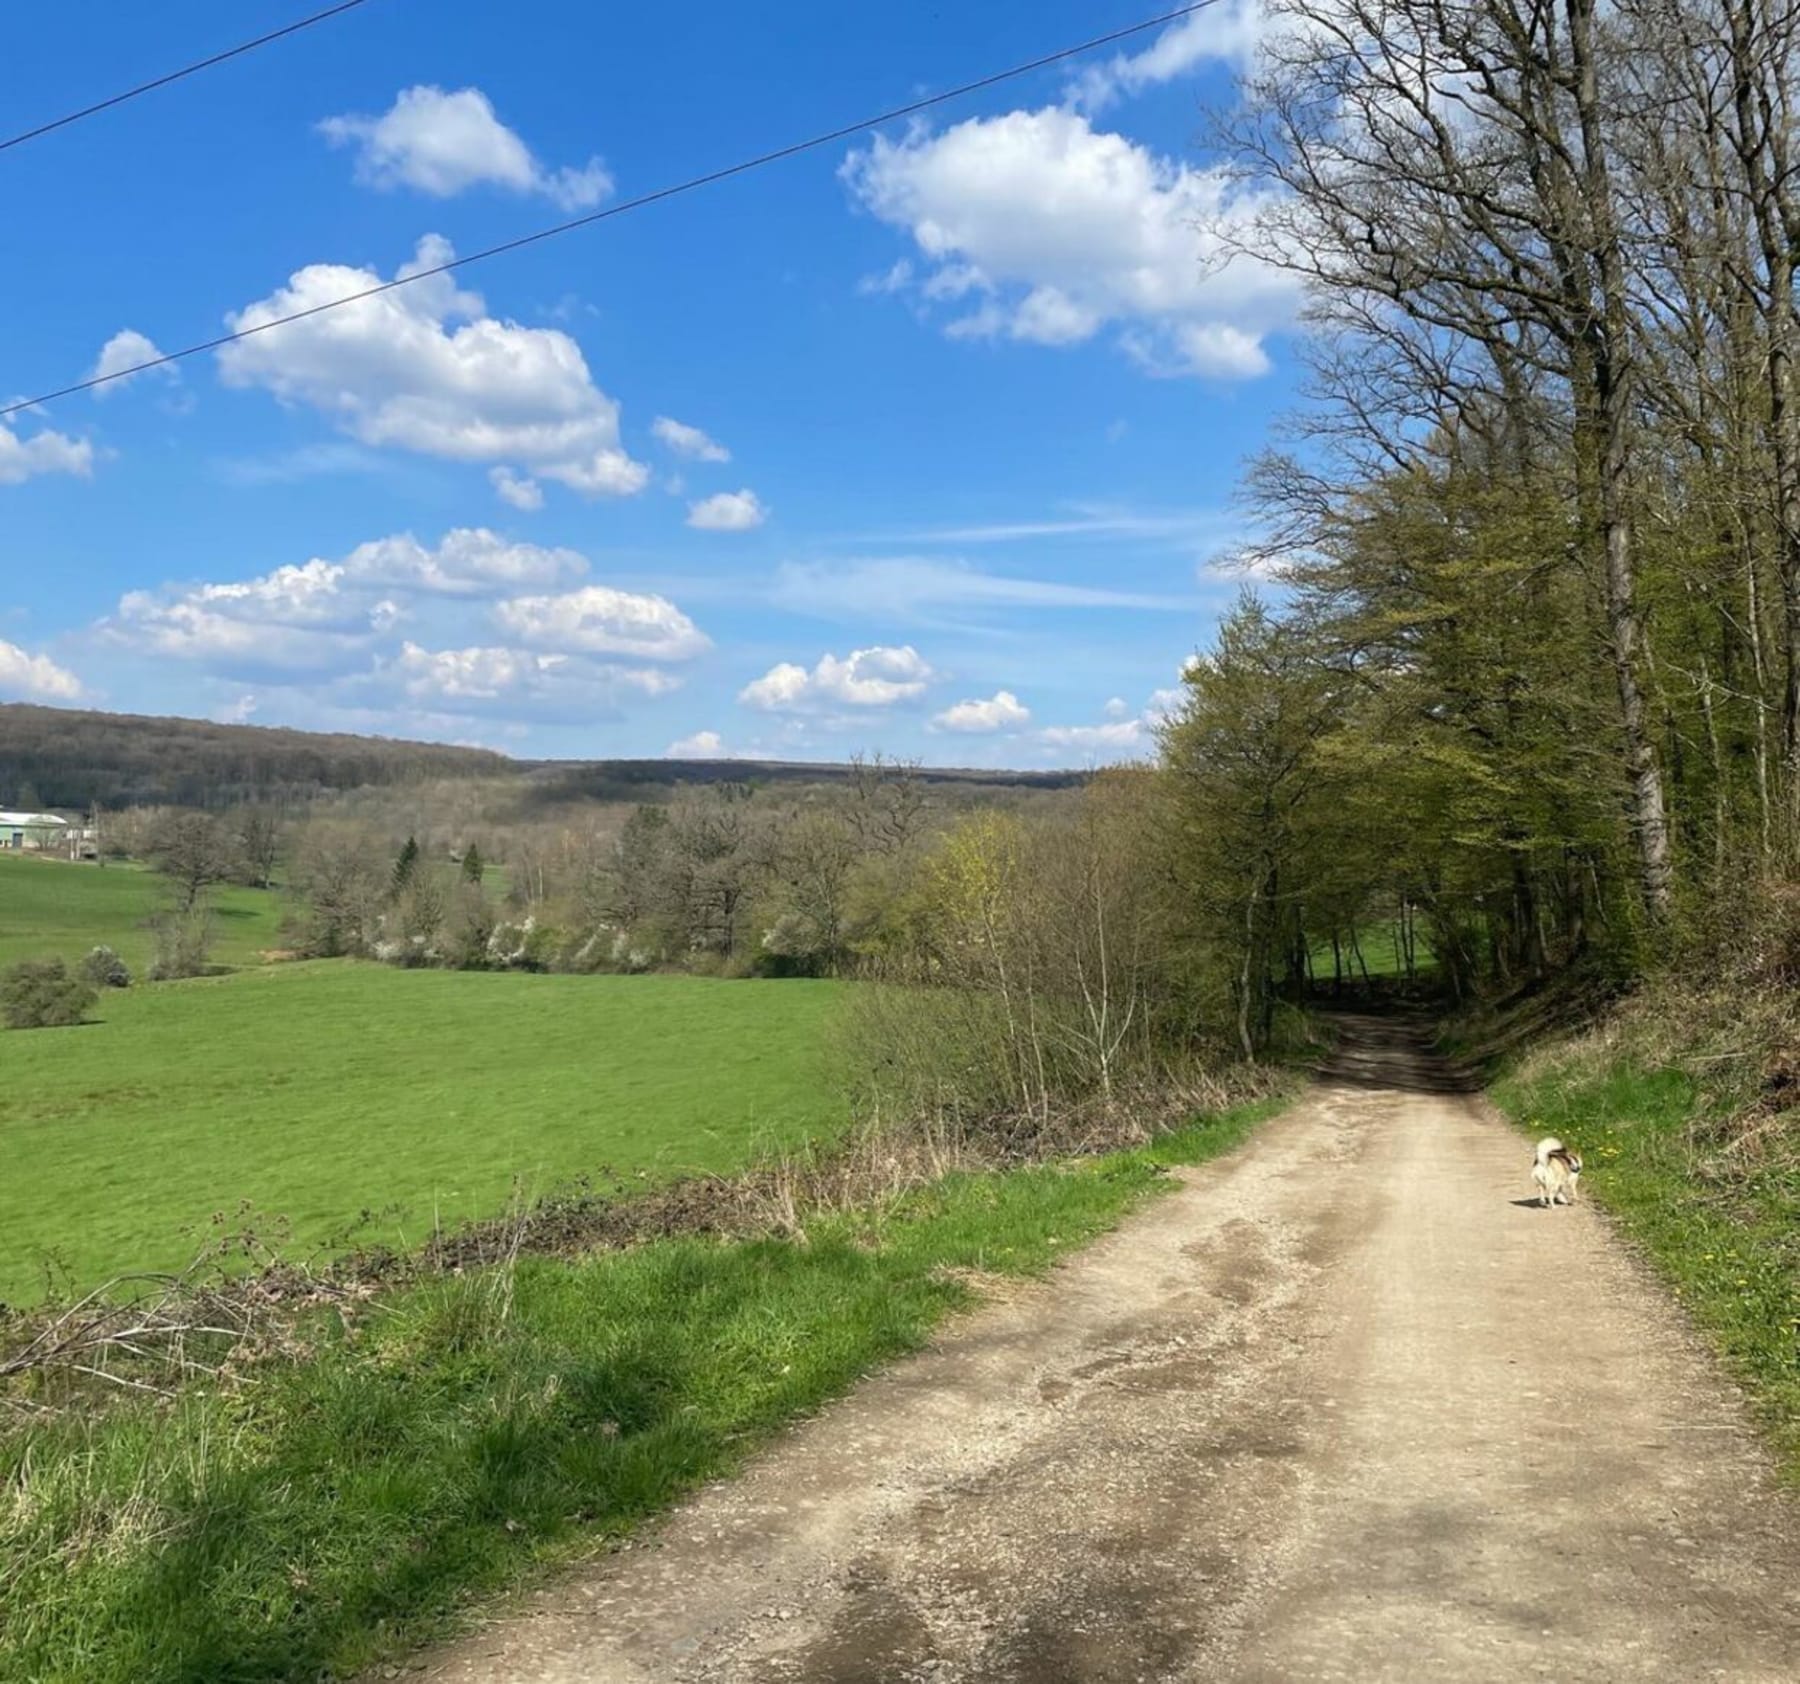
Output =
[
  {"x1": 150, "y1": 813, "x2": 240, "y2": 912},
  {"x1": 235, "y1": 807, "x2": 282, "y2": 889}
]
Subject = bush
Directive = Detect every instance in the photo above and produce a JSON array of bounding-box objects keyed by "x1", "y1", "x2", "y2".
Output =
[
  {"x1": 485, "y1": 916, "x2": 558, "y2": 971},
  {"x1": 147, "y1": 906, "x2": 216, "y2": 981},
  {"x1": 1, "y1": 958, "x2": 98, "y2": 1029},
  {"x1": 79, "y1": 945, "x2": 132, "y2": 989}
]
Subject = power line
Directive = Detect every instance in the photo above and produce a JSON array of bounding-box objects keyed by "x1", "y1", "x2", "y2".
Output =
[
  {"x1": 0, "y1": 1, "x2": 1219, "y2": 421},
  {"x1": 0, "y1": 0, "x2": 379, "y2": 156}
]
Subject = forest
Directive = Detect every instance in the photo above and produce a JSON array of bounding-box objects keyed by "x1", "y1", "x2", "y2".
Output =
[{"x1": 1156, "y1": 0, "x2": 1800, "y2": 1032}]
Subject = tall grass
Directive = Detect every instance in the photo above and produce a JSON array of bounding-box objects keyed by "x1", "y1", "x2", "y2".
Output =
[{"x1": 0, "y1": 1096, "x2": 1283, "y2": 1684}]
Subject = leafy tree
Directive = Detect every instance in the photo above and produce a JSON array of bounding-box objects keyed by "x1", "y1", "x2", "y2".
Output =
[{"x1": 1161, "y1": 596, "x2": 1340, "y2": 1055}]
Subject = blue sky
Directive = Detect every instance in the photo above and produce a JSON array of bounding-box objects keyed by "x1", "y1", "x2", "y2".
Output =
[{"x1": 0, "y1": 0, "x2": 1297, "y2": 766}]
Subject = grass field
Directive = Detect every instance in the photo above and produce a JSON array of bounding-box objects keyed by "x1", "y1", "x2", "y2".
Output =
[
  {"x1": 0, "y1": 1093, "x2": 1284, "y2": 1684},
  {"x1": 1307, "y1": 922, "x2": 1435, "y2": 982},
  {"x1": 0, "y1": 853, "x2": 284, "y2": 974},
  {"x1": 0, "y1": 963, "x2": 848, "y2": 1300}
]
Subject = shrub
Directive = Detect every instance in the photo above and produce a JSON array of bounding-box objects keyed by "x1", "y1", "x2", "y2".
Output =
[
  {"x1": 79, "y1": 945, "x2": 132, "y2": 989},
  {"x1": 1, "y1": 958, "x2": 98, "y2": 1029},
  {"x1": 443, "y1": 883, "x2": 497, "y2": 970},
  {"x1": 485, "y1": 916, "x2": 557, "y2": 971},
  {"x1": 147, "y1": 906, "x2": 216, "y2": 981}
]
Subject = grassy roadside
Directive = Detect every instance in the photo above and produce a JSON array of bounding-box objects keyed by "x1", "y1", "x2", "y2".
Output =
[
  {"x1": 0, "y1": 1090, "x2": 1290, "y2": 1684},
  {"x1": 1478, "y1": 998, "x2": 1800, "y2": 1480}
]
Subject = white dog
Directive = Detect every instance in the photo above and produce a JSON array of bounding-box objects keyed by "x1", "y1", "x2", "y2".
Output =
[{"x1": 1532, "y1": 1137, "x2": 1582, "y2": 1207}]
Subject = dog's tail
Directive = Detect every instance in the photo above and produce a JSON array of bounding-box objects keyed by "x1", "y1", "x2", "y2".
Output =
[{"x1": 1535, "y1": 1136, "x2": 1564, "y2": 1167}]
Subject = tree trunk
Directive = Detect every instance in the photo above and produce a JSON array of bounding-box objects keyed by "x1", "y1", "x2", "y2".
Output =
[{"x1": 1569, "y1": 0, "x2": 1675, "y2": 921}]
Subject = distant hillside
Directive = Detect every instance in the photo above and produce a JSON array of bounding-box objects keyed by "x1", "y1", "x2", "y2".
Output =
[
  {"x1": 0, "y1": 705, "x2": 1086, "y2": 811},
  {"x1": 519, "y1": 758, "x2": 1088, "y2": 804},
  {"x1": 0, "y1": 704, "x2": 512, "y2": 809}
]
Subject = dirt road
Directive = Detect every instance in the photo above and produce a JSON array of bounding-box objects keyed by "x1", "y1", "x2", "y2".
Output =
[{"x1": 418, "y1": 1017, "x2": 1800, "y2": 1682}]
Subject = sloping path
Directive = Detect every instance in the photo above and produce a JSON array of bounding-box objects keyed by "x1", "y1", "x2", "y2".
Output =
[{"x1": 414, "y1": 1017, "x2": 1800, "y2": 1682}]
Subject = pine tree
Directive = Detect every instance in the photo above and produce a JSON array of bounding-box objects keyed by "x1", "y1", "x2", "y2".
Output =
[
  {"x1": 460, "y1": 844, "x2": 484, "y2": 884},
  {"x1": 392, "y1": 836, "x2": 421, "y2": 898}
]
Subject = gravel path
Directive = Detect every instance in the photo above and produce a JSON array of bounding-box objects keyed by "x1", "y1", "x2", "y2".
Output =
[{"x1": 412, "y1": 1016, "x2": 1800, "y2": 1682}]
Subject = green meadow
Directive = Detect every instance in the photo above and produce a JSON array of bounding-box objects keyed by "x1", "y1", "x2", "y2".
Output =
[
  {"x1": 0, "y1": 852, "x2": 284, "y2": 973},
  {"x1": 0, "y1": 963, "x2": 848, "y2": 1300}
]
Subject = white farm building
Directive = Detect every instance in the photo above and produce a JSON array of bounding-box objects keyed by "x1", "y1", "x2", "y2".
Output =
[{"x1": 0, "y1": 811, "x2": 71, "y2": 852}]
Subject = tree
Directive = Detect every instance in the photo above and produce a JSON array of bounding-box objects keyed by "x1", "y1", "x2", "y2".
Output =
[
  {"x1": 1161, "y1": 597, "x2": 1340, "y2": 1056},
  {"x1": 150, "y1": 813, "x2": 239, "y2": 912},
  {"x1": 1226, "y1": 0, "x2": 1675, "y2": 918},
  {"x1": 762, "y1": 810, "x2": 858, "y2": 972},
  {"x1": 460, "y1": 843, "x2": 485, "y2": 884},
  {"x1": 391, "y1": 836, "x2": 421, "y2": 898},
  {"x1": 847, "y1": 752, "x2": 929, "y2": 853},
  {"x1": 236, "y1": 807, "x2": 282, "y2": 889},
  {"x1": 288, "y1": 824, "x2": 386, "y2": 957}
]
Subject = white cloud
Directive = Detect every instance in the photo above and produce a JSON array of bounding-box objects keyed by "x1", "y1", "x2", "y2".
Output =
[
  {"x1": 216, "y1": 694, "x2": 259, "y2": 724},
  {"x1": 0, "y1": 638, "x2": 83, "y2": 701},
  {"x1": 1123, "y1": 321, "x2": 1272, "y2": 381},
  {"x1": 740, "y1": 645, "x2": 935, "y2": 712},
  {"x1": 494, "y1": 584, "x2": 711, "y2": 661},
  {"x1": 858, "y1": 259, "x2": 914, "y2": 296},
  {"x1": 843, "y1": 106, "x2": 1296, "y2": 378},
  {"x1": 652, "y1": 416, "x2": 730, "y2": 463},
  {"x1": 687, "y1": 488, "x2": 767, "y2": 532},
  {"x1": 1145, "y1": 684, "x2": 1187, "y2": 725},
  {"x1": 771, "y1": 557, "x2": 1187, "y2": 620},
  {"x1": 392, "y1": 642, "x2": 674, "y2": 702},
  {"x1": 345, "y1": 529, "x2": 587, "y2": 595},
  {"x1": 1038, "y1": 669, "x2": 1197, "y2": 762},
  {"x1": 187, "y1": 559, "x2": 358, "y2": 626},
  {"x1": 0, "y1": 420, "x2": 93, "y2": 485},
  {"x1": 546, "y1": 448, "x2": 651, "y2": 497},
  {"x1": 932, "y1": 690, "x2": 1030, "y2": 734},
  {"x1": 217, "y1": 235, "x2": 650, "y2": 499},
  {"x1": 385, "y1": 641, "x2": 679, "y2": 721},
  {"x1": 490, "y1": 466, "x2": 544, "y2": 510},
  {"x1": 738, "y1": 662, "x2": 811, "y2": 712},
  {"x1": 1069, "y1": 3, "x2": 1267, "y2": 111},
  {"x1": 89, "y1": 330, "x2": 177, "y2": 395},
  {"x1": 1037, "y1": 718, "x2": 1151, "y2": 757},
  {"x1": 319, "y1": 85, "x2": 612, "y2": 210},
  {"x1": 108, "y1": 591, "x2": 374, "y2": 675},
  {"x1": 666, "y1": 729, "x2": 727, "y2": 758},
  {"x1": 100, "y1": 529, "x2": 602, "y2": 682},
  {"x1": 885, "y1": 507, "x2": 1235, "y2": 545}
]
